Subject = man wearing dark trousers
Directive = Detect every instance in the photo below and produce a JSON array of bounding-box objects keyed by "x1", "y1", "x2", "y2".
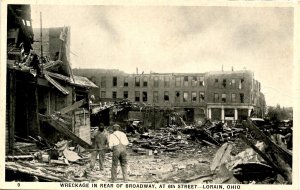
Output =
[
  {"x1": 90, "y1": 123, "x2": 109, "y2": 170},
  {"x1": 109, "y1": 124, "x2": 129, "y2": 182}
]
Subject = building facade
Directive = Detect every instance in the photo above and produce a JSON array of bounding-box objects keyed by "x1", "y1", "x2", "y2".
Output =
[
  {"x1": 205, "y1": 70, "x2": 265, "y2": 122},
  {"x1": 73, "y1": 69, "x2": 266, "y2": 123}
]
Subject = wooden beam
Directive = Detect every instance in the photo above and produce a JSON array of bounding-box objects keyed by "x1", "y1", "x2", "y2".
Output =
[
  {"x1": 57, "y1": 99, "x2": 86, "y2": 115},
  {"x1": 242, "y1": 119, "x2": 292, "y2": 166},
  {"x1": 239, "y1": 134, "x2": 280, "y2": 172},
  {"x1": 239, "y1": 133, "x2": 291, "y2": 183},
  {"x1": 39, "y1": 114, "x2": 92, "y2": 149}
]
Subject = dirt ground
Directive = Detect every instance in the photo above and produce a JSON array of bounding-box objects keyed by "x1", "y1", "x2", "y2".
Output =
[{"x1": 78, "y1": 138, "x2": 248, "y2": 183}]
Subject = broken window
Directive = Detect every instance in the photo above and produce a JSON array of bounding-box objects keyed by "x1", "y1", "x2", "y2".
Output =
[
  {"x1": 214, "y1": 93, "x2": 219, "y2": 102},
  {"x1": 101, "y1": 91, "x2": 106, "y2": 98},
  {"x1": 240, "y1": 93, "x2": 244, "y2": 103},
  {"x1": 164, "y1": 76, "x2": 170, "y2": 87},
  {"x1": 239, "y1": 79, "x2": 244, "y2": 89},
  {"x1": 191, "y1": 92, "x2": 197, "y2": 102},
  {"x1": 214, "y1": 79, "x2": 219, "y2": 87},
  {"x1": 101, "y1": 76, "x2": 106, "y2": 88},
  {"x1": 154, "y1": 76, "x2": 159, "y2": 87},
  {"x1": 112, "y1": 91, "x2": 117, "y2": 99},
  {"x1": 175, "y1": 76, "x2": 181, "y2": 87},
  {"x1": 222, "y1": 79, "x2": 226, "y2": 88},
  {"x1": 183, "y1": 92, "x2": 188, "y2": 102},
  {"x1": 135, "y1": 91, "x2": 140, "y2": 102},
  {"x1": 123, "y1": 91, "x2": 128, "y2": 99},
  {"x1": 143, "y1": 77, "x2": 148, "y2": 87},
  {"x1": 199, "y1": 76, "x2": 205, "y2": 86},
  {"x1": 230, "y1": 79, "x2": 235, "y2": 88},
  {"x1": 135, "y1": 77, "x2": 140, "y2": 87},
  {"x1": 124, "y1": 77, "x2": 128, "y2": 87},
  {"x1": 221, "y1": 94, "x2": 226, "y2": 103},
  {"x1": 113, "y1": 77, "x2": 117, "y2": 87},
  {"x1": 175, "y1": 91, "x2": 180, "y2": 103},
  {"x1": 153, "y1": 91, "x2": 158, "y2": 103},
  {"x1": 164, "y1": 91, "x2": 169, "y2": 102},
  {"x1": 184, "y1": 76, "x2": 189, "y2": 87},
  {"x1": 199, "y1": 92, "x2": 205, "y2": 102},
  {"x1": 142, "y1": 91, "x2": 147, "y2": 102},
  {"x1": 231, "y1": 93, "x2": 236, "y2": 102},
  {"x1": 191, "y1": 77, "x2": 197, "y2": 87}
]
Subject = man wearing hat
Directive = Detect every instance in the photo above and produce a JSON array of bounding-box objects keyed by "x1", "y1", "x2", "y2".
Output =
[
  {"x1": 109, "y1": 124, "x2": 129, "y2": 182},
  {"x1": 90, "y1": 123, "x2": 109, "y2": 170}
]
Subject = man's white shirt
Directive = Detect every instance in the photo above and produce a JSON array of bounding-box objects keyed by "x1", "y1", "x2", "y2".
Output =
[{"x1": 108, "y1": 131, "x2": 129, "y2": 149}]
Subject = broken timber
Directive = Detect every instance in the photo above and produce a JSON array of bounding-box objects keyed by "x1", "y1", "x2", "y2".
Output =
[
  {"x1": 57, "y1": 99, "x2": 86, "y2": 115},
  {"x1": 239, "y1": 134, "x2": 285, "y2": 176},
  {"x1": 243, "y1": 119, "x2": 292, "y2": 166},
  {"x1": 39, "y1": 114, "x2": 92, "y2": 149},
  {"x1": 203, "y1": 129, "x2": 221, "y2": 146}
]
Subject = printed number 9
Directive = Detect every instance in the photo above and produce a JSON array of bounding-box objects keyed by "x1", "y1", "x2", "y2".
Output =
[{"x1": 17, "y1": 183, "x2": 20, "y2": 187}]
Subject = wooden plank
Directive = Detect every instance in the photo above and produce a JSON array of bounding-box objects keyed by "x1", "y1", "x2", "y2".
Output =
[
  {"x1": 44, "y1": 74, "x2": 69, "y2": 95},
  {"x1": 57, "y1": 99, "x2": 86, "y2": 115},
  {"x1": 243, "y1": 119, "x2": 292, "y2": 166},
  {"x1": 39, "y1": 114, "x2": 92, "y2": 149},
  {"x1": 210, "y1": 143, "x2": 232, "y2": 172},
  {"x1": 6, "y1": 162, "x2": 66, "y2": 182},
  {"x1": 6, "y1": 155, "x2": 35, "y2": 160}
]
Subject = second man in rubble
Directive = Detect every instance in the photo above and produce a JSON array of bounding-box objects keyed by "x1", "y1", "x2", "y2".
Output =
[{"x1": 90, "y1": 123, "x2": 109, "y2": 170}]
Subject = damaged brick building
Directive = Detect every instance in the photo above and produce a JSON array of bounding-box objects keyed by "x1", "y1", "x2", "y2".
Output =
[{"x1": 73, "y1": 69, "x2": 266, "y2": 125}]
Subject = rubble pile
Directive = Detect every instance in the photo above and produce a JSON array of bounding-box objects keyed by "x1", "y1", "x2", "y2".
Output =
[
  {"x1": 208, "y1": 119, "x2": 292, "y2": 184},
  {"x1": 130, "y1": 128, "x2": 195, "y2": 154},
  {"x1": 6, "y1": 138, "x2": 92, "y2": 182},
  {"x1": 5, "y1": 118, "x2": 292, "y2": 184}
]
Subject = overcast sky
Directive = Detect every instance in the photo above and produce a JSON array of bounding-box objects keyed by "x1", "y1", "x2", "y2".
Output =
[{"x1": 31, "y1": 5, "x2": 294, "y2": 107}]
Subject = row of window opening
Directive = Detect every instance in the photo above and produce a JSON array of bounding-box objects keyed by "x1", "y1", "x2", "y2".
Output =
[
  {"x1": 101, "y1": 91, "x2": 206, "y2": 103},
  {"x1": 101, "y1": 76, "x2": 205, "y2": 88}
]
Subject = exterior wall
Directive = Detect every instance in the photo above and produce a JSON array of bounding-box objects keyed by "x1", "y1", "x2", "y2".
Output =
[
  {"x1": 74, "y1": 109, "x2": 91, "y2": 144},
  {"x1": 76, "y1": 69, "x2": 265, "y2": 123},
  {"x1": 205, "y1": 70, "x2": 253, "y2": 104},
  {"x1": 99, "y1": 73, "x2": 206, "y2": 108}
]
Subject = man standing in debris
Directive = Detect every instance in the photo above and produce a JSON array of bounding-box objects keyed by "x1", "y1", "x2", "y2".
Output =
[
  {"x1": 109, "y1": 124, "x2": 129, "y2": 182},
  {"x1": 90, "y1": 123, "x2": 109, "y2": 170}
]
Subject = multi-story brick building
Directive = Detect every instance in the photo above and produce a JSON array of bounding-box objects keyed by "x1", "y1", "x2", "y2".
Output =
[
  {"x1": 73, "y1": 69, "x2": 266, "y2": 123},
  {"x1": 205, "y1": 70, "x2": 265, "y2": 122}
]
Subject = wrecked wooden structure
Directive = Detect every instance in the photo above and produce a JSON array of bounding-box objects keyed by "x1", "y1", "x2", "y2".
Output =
[{"x1": 6, "y1": 5, "x2": 97, "y2": 155}]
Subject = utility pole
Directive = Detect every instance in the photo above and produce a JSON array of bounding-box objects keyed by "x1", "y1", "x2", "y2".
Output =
[{"x1": 40, "y1": 12, "x2": 43, "y2": 58}]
